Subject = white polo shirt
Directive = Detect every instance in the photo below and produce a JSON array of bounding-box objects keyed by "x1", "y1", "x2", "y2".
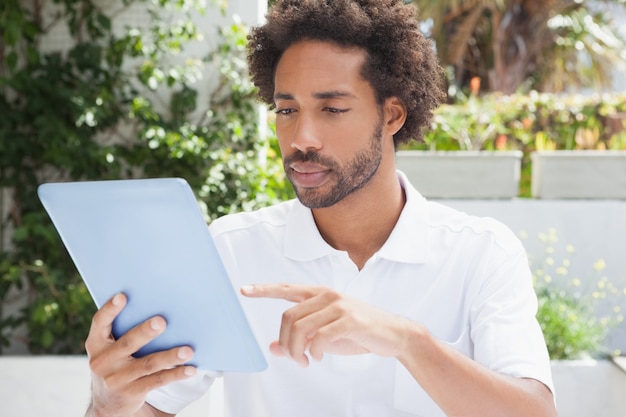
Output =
[{"x1": 147, "y1": 172, "x2": 553, "y2": 416}]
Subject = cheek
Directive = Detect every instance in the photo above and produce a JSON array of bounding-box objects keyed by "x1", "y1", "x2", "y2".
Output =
[
  {"x1": 274, "y1": 121, "x2": 292, "y2": 151},
  {"x1": 275, "y1": 128, "x2": 292, "y2": 157},
  {"x1": 332, "y1": 124, "x2": 373, "y2": 150}
]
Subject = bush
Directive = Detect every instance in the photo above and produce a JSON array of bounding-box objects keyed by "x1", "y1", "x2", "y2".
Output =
[
  {"x1": 407, "y1": 92, "x2": 626, "y2": 152},
  {"x1": 0, "y1": 1, "x2": 293, "y2": 354}
]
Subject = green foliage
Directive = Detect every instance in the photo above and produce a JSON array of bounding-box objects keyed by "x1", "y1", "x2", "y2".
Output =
[
  {"x1": 536, "y1": 287, "x2": 606, "y2": 360},
  {"x1": 401, "y1": 92, "x2": 626, "y2": 196},
  {"x1": 526, "y1": 229, "x2": 625, "y2": 359},
  {"x1": 406, "y1": 92, "x2": 626, "y2": 151},
  {"x1": 0, "y1": 1, "x2": 292, "y2": 354}
]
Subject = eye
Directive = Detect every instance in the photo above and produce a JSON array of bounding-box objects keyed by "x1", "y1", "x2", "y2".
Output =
[
  {"x1": 323, "y1": 107, "x2": 349, "y2": 114},
  {"x1": 275, "y1": 108, "x2": 296, "y2": 116}
]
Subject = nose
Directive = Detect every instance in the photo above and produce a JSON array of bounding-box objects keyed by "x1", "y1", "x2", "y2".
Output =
[{"x1": 289, "y1": 112, "x2": 323, "y2": 153}]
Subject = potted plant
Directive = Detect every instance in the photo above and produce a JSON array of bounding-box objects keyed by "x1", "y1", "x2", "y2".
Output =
[
  {"x1": 528, "y1": 95, "x2": 626, "y2": 199},
  {"x1": 397, "y1": 94, "x2": 523, "y2": 199}
]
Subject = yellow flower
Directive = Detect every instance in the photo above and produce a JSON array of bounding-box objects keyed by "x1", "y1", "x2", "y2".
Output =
[
  {"x1": 594, "y1": 259, "x2": 607, "y2": 272},
  {"x1": 547, "y1": 228, "x2": 558, "y2": 243}
]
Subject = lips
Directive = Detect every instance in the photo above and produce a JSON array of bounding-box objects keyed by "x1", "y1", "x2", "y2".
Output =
[{"x1": 288, "y1": 162, "x2": 331, "y2": 188}]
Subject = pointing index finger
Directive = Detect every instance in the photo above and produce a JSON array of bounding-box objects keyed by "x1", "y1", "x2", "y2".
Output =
[{"x1": 241, "y1": 284, "x2": 319, "y2": 303}]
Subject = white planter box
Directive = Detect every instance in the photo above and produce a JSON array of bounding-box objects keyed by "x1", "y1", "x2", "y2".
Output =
[
  {"x1": 395, "y1": 150, "x2": 522, "y2": 199},
  {"x1": 551, "y1": 358, "x2": 626, "y2": 417},
  {"x1": 531, "y1": 150, "x2": 626, "y2": 199}
]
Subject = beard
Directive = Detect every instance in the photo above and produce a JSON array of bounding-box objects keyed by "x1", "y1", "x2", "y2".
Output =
[{"x1": 283, "y1": 119, "x2": 384, "y2": 209}]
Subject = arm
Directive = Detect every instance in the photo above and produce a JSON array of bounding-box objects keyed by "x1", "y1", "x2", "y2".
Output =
[
  {"x1": 84, "y1": 293, "x2": 197, "y2": 417},
  {"x1": 242, "y1": 284, "x2": 557, "y2": 417},
  {"x1": 396, "y1": 320, "x2": 555, "y2": 417},
  {"x1": 85, "y1": 400, "x2": 173, "y2": 417}
]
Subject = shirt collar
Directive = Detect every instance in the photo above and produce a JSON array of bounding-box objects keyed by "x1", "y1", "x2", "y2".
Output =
[
  {"x1": 283, "y1": 170, "x2": 429, "y2": 264},
  {"x1": 376, "y1": 171, "x2": 429, "y2": 264}
]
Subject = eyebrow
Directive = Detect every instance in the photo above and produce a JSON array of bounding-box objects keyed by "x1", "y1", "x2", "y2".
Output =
[{"x1": 274, "y1": 90, "x2": 357, "y2": 101}]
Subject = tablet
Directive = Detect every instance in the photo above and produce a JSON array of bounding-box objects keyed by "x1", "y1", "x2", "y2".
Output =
[{"x1": 38, "y1": 178, "x2": 267, "y2": 373}]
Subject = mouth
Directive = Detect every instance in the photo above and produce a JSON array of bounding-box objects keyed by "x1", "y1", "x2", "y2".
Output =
[{"x1": 288, "y1": 162, "x2": 331, "y2": 188}]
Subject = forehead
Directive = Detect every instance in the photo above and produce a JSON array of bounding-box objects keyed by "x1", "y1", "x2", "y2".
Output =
[{"x1": 274, "y1": 40, "x2": 371, "y2": 97}]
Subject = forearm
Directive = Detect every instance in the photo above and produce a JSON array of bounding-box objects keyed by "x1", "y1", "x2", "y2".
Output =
[
  {"x1": 86, "y1": 399, "x2": 173, "y2": 417},
  {"x1": 397, "y1": 323, "x2": 557, "y2": 417}
]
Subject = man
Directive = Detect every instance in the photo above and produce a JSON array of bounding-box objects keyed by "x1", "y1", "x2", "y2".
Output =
[{"x1": 85, "y1": 1, "x2": 557, "y2": 416}]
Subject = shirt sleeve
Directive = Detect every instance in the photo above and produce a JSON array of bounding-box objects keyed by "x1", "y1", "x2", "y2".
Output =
[
  {"x1": 146, "y1": 371, "x2": 219, "y2": 414},
  {"x1": 469, "y1": 230, "x2": 554, "y2": 394}
]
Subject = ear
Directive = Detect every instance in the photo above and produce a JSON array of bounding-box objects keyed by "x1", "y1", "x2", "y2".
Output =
[{"x1": 383, "y1": 96, "x2": 407, "y2": 137}]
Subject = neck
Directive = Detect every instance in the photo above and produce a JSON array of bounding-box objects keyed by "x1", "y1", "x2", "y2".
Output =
[{"x1": 311, "y1": 164, "x2": 405, "y2": 270}]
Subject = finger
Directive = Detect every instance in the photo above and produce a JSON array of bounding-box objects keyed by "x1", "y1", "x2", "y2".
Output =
[
  {"x1": 269, "y1": 339, "x2": 312, "y2": 368},
  {"x1": 109, "y1": 315, "x2": 168, "y2": 359},
  {"x1": 90, "y1": 313, "x2": 169, "y2": 375},
  {"x1": 269, "y1": 340, "x2": 287, "y2": 357},
  {"x1": 86, "y1": 293, "x2": 127, "y2": 356},
  {"x1": 132, "y1": 364, "x2": 198, "y2": 397},
  {"x1": 278, "y1": 294, "x2": 346, "y2": 367},
  {"x1": 105, "y1": 346, "x2": 197, "y2": 393},
  {"x1": 270, "y1": 339, "x2": 310, "y2": 368},
  {"x1": 89, "y1": 315, "x2": 169, "y2": 379},
  {"x1": 307, "y1": 317, "x2": 367, "y2": 360},
  {"x1": 241, "y1": 284, "x2": 320, "y2": 302},
  {"x1": 129, "y1": 346, "x2": 195, "y2": 380}
]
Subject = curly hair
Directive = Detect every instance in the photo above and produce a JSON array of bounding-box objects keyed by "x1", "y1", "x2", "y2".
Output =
[{"x1": 247, "y1": 0, "x2": 446, "y2": 146}]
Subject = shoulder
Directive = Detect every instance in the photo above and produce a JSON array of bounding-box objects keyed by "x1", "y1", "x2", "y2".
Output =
[
  {"x1": 425, "y1": 200, "x2": 524, "y2": 256},
  {"x1": 400, "y1": 171, "x2": 522, "y2": 255},
  {"x1": 208, "y1": 199, "x2": 297, "y2": 238}
]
